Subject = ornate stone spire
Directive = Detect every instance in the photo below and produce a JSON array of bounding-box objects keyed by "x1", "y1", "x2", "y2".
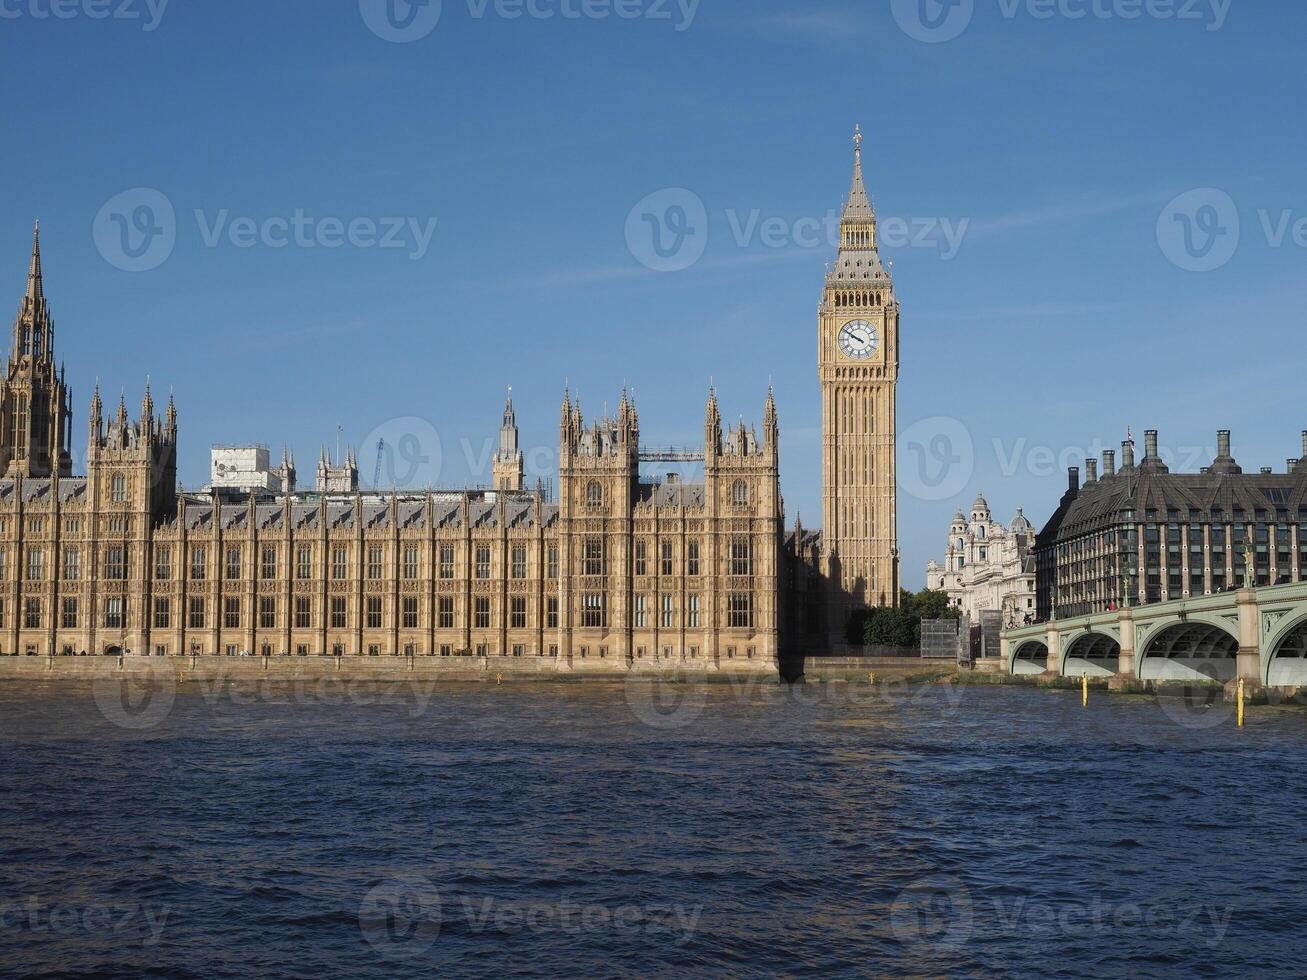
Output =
[
  {"x1": 165, "y1": 388, "x2": 177, "y2": 437},
  {"x1": 26, "y1": 222, "x2": 43, "y2": 302},
  {"x1": 502, "y1": 386, "x2": 516, "y2": 429},
  {"x1": 705, "y1": 384, "x2": 722, "y2": 458},
  {"x1": 827, "y1": 126, "x2": 886, "y2": 285},
  {"x1": 843, "y1": 125, "x2": 874, "y2": 222},
  {"x1": 763, "y1": 383, "x2": 778, "y2": 450}
]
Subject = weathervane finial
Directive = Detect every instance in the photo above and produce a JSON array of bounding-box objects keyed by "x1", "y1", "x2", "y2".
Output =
[{"x1": 853, "y1": 124, "x2": 863, "y2": 153}]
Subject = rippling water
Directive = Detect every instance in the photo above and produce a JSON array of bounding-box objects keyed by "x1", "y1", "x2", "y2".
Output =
[{"x1": 2, "y1": 677, "x2": 1306, "y2": 978}]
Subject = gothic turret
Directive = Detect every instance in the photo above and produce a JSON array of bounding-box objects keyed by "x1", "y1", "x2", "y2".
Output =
[
  {"x1": 763, "y1": 384, "x2": 778, "y2": 452},
  {"x1": 492, "y1": 387, "x2": 524, "y2": 492},
  {"x1": 1, "y1": 224, "x2": 74, "y2": 477},
  {"x1": 705, "y1": 385, "x2": 722, "y2": 460},
  {"x1": 278, "y1": 446, "x2": 297, "y2": 493}
]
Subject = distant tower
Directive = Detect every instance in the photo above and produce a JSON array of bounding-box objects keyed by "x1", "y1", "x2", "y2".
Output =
[
  {"x1": 492, "y1": 388, "x2": 524, "y2": 492},
  {"x1": 316, "y1": 445, "x2": 358, "y2": 493},
  {"x1": 1, "y1": 224, "x2": 74, "y2": 477},
  {"x1": 87, "y1": 381, "x2": 178, "y2": 525},
  {"x1": 278, "y1": 446, "x2": 297, "y2": 493}
]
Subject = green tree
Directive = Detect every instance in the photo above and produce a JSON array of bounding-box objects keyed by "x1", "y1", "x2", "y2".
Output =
[
  {"x1": 848, "y1": 588, "x2": 961, "y2": 649},
  {"x1": 904, "y1": 589, "x2": 960, "y2": 623}
]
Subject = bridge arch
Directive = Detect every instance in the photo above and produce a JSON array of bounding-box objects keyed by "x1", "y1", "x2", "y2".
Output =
[
  {"x1": 1011, "y1": 640, "x2": 1048, "y2": 676},
  {"x1": 1267, "y1": 616, "x2": 1307, "y2": 687},
  {"x1": 1139, "y1": 620, "x2": 1238, "y2": 683},
  {"x1": 1062, "y1": 631, "x2": 1121, "y2": 678}
]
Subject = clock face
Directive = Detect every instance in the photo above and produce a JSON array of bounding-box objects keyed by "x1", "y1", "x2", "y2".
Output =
[{"x1": 838, "y1": 320, "x2": 879, "y2": 360}]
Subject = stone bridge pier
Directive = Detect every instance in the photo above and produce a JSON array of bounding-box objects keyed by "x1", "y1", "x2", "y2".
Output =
[{"x1": 1001, "y1": 583, "x2": 1307, "y2": 690}]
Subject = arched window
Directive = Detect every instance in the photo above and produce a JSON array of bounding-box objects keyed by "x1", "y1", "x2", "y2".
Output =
[
  {"x1": 110, "y1": 474, "x2": 127, "y2": 503},
  {"x1": 586, "y1": 481, "x2": 603, "y2": 507},
  {"x1": 977, "y1": 526, "x2": 985, "y2": 540},
  {"x1": 731, "y1": 480, "x2": 749, "y2": 507}
]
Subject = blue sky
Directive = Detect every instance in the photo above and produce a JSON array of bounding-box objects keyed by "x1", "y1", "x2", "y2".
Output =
[{"x1": 1, "y1": 0, "x2": 1304, "y2": 586}]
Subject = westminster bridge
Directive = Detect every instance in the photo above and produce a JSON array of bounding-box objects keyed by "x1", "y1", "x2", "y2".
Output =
[{"x1": 1001, "y1": 582, "x2": 1307, "y2": 687}]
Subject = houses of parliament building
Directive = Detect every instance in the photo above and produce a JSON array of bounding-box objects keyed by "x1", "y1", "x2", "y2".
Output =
[{"x1": 0, "y1": 135, "x2": 900, "y2": 665}]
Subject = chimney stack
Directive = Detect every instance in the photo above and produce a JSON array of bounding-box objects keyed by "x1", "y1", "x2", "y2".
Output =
[
  {"x1": 1289, "y1": 460, "x2": 1300, "y2": 473},
  {"x1": 1144, "y1": 430, "x2": 1159, "y2": 460},
  {"x1": 1211, "y1": 430, "x2": 1243, "y2": 475},
  {"x1": 1121, "y1": 439, "x2": 1135, "y2": 469},
  {"x1": 1261, "y1": 467, "x2": 1274, "y2": 476},
  {"x1": 1217, "y1": 430, "x2": 1232, "y2": 459},
  {"x1": 1086, "y1": 459, "x2": 1098, "y2": 483},
  {"x1": 1068, "y1": 466, "x2": 1080, "y2": 494},
  {"x1": 1302, "y1": 430, "x2": 1307, "y2": 458},
  {"x1": 1103, "y1": 449, "x2": 1116, "y2": 478}
]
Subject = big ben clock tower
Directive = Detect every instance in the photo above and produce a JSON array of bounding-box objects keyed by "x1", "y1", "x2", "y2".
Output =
[{"x1": 819, "y1": 127, "x2": 900, "y2": 639}]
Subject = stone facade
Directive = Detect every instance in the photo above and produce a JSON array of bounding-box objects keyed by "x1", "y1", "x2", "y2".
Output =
[
  {"x1": 0, "y1": 228, "x2": 782, "y2": 667},
  {"x1": 0, "y1": 134, "x2": 895, "y2": 665},
  {"x1": 817, "y1": 125, "x2": 900, "y2": 642},
  {"x1": 925, "y1": 493, "x2": 1036, "y2": 627},
  {"x1": 1035, "y1": 430, "x2": 1307, "y2": 621}
]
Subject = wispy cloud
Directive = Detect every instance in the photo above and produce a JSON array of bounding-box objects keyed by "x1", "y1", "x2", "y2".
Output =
[
  {"x1": 930, "y1": 301, "x2": 1128, "y2": 323},
  {"x1": 501, "y1": 245, "x2": 818, "y2": 291},
  {"x1": 234, "y1": 319, "x2": 374, "y2": 352},
  {"x1": 964, "y1": 191, "x2": 1168, "y2": 237},
  {"x1": 746, "y1": 10, "x2": 874, "y2": 43}
]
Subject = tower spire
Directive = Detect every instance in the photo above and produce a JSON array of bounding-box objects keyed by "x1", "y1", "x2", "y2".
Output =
[
  {"x1": 27, "y1": 221, "x2": 43, "y2": 301},
  {"x1": 843, "y1": 125, "x2": 873, "y2": 221}
]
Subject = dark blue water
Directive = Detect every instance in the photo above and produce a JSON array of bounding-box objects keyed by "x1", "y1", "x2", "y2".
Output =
[{"x1": 2, "y1": 676, "x2": 1305, "y2": 978}]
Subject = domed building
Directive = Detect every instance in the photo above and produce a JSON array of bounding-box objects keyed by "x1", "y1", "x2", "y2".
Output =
[{"x1": 925, "y1": 493, "x2": 1037, "y2": 627}]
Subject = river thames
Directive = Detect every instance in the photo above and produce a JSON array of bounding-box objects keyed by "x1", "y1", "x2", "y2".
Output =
[{"x1": 2, "y1": 677, "x2": 1305, "y2": 978}]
